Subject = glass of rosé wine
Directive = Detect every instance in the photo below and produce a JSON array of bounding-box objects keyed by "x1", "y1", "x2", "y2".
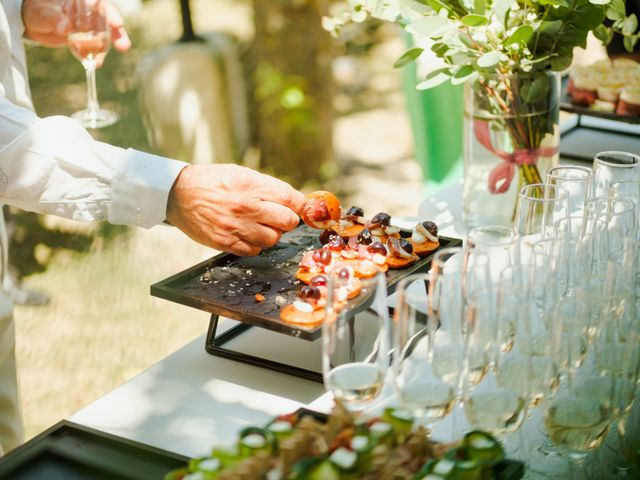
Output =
[{"x1": 67, "y1": 0, "x2": 118, "y2": 128}]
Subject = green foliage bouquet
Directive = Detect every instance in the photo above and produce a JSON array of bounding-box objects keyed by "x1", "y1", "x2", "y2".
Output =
[{"x1": 324, "y1": 0, "x2": 639, "y2": 205}]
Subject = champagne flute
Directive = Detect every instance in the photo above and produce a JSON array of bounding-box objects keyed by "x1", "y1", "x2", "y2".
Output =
[
  {"x1": 593, "y1": 151, "x2": 640, "y2": 197},
  {"x1": 392, "y1": 274, "x2": 463, "y2": 429},
  {"x1": 465, "y1": 225, "x2": 517, "y2": 282},
  {"x1": 610, "y1": 180, "x2": 640, "y2": 231},
  {"x1": 68, "y1": 0, "x2": 118, "y2": 128},
  {"x1": 322, "y1": 270, "x2": 390, "y2": 413},
  {"x1": 514, "y1": 183, "x2": 569, "y2": 264},
  {"x1": 585, "y1": 197, "x2": 637, "y2": 236},
  {"x1": 546, "y1": 165, "x2": 595, "y2": 215},
  {"x1": 462, "y1": 288, "x2": 527, "y2": 437}
]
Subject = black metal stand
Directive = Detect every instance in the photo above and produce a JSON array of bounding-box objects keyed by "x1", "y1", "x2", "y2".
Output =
[{"x1": 204, "y1": 314, "x2": 324, "y2": 383}]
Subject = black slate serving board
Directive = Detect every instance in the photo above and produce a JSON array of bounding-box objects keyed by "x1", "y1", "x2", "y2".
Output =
[{"x1": 151, "y1": 224, "x2": 461, "y2": 341}]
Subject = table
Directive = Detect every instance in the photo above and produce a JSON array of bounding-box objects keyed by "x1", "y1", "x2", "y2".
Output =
[{"x1": 70, "y1": 135, "x2": 637, "y2": 475}]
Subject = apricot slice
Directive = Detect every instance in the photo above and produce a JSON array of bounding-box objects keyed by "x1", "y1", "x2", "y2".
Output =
[
  {"x1": 280, "y1": 304, "x2": 325, "y2": 326},
  {"x1": 412, "y1": 240, "x2": 440, "y2": 257},
  {"x1": 386, "y1": 254, "x2": 419, "y2": 269},
  {"x1": 301, "y1": 191, "x2": 341, "y2": 230}
]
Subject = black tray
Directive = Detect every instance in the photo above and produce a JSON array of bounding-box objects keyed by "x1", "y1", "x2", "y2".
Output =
[
  {"x1": 560, "y1": 75, "x2": 640, "y2": 125},
  {"x1": 151, "y1": 224, "x2": 461, "y2": 341},
  {"x1": 0, "y1": 421, "x2": 187, "y2": 480}
]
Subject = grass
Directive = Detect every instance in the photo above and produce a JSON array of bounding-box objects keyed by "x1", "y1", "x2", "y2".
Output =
[{"x1": 15, "y1": 226, "x2": 211, "y2": 439}]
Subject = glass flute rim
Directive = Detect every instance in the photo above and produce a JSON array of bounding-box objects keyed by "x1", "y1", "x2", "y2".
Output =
[
  {"x1": 518, "y1": 182, "x2": 569, "y2": 201},
  {"x1": 546, "y1": 165, "x2": 594, "y2": 182},
  {"x1": 594, "y1": 150, "x2": 640, "y2": 169},
  {"x1": 466, "y1": 224, "x2": 516, "y2": 248}
]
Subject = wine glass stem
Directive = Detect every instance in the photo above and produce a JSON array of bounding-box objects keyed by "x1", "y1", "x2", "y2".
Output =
[{"x1": 84, "y1": 65, "x2": 100, "y2": 118}]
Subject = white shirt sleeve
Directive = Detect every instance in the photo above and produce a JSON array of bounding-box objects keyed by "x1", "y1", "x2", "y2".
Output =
[{"x1": 0, "y1": 97, "x2": 188, "y2": 228}]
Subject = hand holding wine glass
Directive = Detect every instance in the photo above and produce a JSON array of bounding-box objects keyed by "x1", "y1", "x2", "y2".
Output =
[{"x1": 67, "y1": 0, "x2": 121, "y2": 128}]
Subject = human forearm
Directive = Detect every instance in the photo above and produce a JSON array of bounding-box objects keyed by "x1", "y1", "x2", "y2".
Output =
[{"x1": 0, "y1": 102, "x2": 187, "y2": 227}]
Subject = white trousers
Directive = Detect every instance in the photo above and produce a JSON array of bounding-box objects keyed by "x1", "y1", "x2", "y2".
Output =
[{"x1": 0, "y1": 291, "x2": 21, "y2": 455}]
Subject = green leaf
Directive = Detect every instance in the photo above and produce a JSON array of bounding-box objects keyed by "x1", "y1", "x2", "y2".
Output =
[
  {"x1": 461, "y1": 14, "x2": 489, "y2": 26},
  {"x1": 622, "y1": 14, "x2": 638, "y2": 36},
  {"x1": 426, "y1": 67, "x2": 453, "y2": 80},
  {"x1": 453, "y1": 65, "x2": 475, "y2": 78},
  {"x1": 451, "y1": 68, "x2": 477, "y2": 85},
  {"x1": 593, "y1": 24, "x2": 613, "y2": 44},
  {"x1": 589, "y1": 0, "x2": 610, "y2": 5},
  {"x1": 570, "y1": 1, "x2": 607, "y2": 30},
  {"x1": 431, "y1": 42, "x2": 449, "y2": 57},
  {"x1": 623, "y1": 34, "x2": 639, "y2": 52},
  {"x1": 477, "y1": 50, "x2": 502, "y2": 67},
  {"x1": 550, "y1": 51, "x2": 574, "y2": 70},
  {"x1": 559, "y1": 24, "x2": 590, "y2": 49},
  {"x1": 406, "y1": 16, "x2": 457, "y2": 37},
  {"x1": 539, "y1": 20, "x2": 564, "y2": 35},
  {"x1": 474, "y1": 0, "x2": 487, "y2": 15},
  {"x1": 393, "y1": 48, "x2": 424, "y2": 68},
  {"x1": 607, "y1": 0, "x2": 626, "y2": 17},
  {"x1": 521, "y1": 74, "x2": 552, "y2": 103},
  {"x1": 540, "y1": 0, "x2": 569, "y2": 7},
  {"x1": 494, "y1": 0, "x2": 513, "y2": 23},
  {"x1": 417, "y1": 69, "x2": 451, "y2": 90},
  {"x1": 505, "y1": 25, "x2": 534, "y2": 44}
]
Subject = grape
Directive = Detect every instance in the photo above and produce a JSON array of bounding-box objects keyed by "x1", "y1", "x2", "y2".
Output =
[
  {"x1": 337, "y1": 266, "x2": 352, "y2": 281},
  {"x1": 421, "y1": 221, "x2": 438, "y2": 237},
  {"x1": 357, "y1": 228, "x2": 373, "y2": 245},
  {"x1": 371, "y1": 212, "x2": 391, "y2": 226},
  {"x1": 368, "y1": 242, "x2": 388, "y2": 256},
  {"x1": 298, "y1": 285, "x2": 322, "y2": 301},
  {"x1": 312, "y1": 249, "x2": 332, "y2": 266},
  {"x1": 345, "y1": 206, "x2": 364, "y2": 217},
  {"x1": 319, "y1": 229, "x2": 339, "y2": 245},
  {"x1": 327, "y1": 236, "x2": 346, "y2": 252},
  {"x1": 310, "y1": 275, "x2": 328, "y2": 287}
]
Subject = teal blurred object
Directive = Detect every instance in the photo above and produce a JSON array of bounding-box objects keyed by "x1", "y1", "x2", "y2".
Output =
[{"x1": 401, "y1": 40, "x2": 464, "y2": 195}]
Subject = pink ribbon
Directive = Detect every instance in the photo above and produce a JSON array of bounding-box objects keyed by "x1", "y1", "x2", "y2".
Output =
[{"x1": 473, "y1": 120, "x2": 558, "y2": 194}]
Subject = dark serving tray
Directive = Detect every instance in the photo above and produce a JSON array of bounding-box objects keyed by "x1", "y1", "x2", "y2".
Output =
[
  {"x1": 0, "y1": 421, "x2": 187, "y2": 480},
  {"x1": 151, "y1": 224, "x2": 461, "y2": 341},
  {"x1": 560, "y1": 75, "x2": 640, "y2": 125}
]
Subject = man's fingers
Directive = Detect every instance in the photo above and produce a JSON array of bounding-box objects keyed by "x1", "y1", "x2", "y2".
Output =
[
  {"x1": 26, "y1": 3, "x2": 64, "y2": 34},
  {"x1": 111, "y1": 26, "x2": 131, "y2": 51},
  {"x1": 246, "y1": 225, "x2": 281, "y2": 249},
  {"x1": 255, "y1": 202, "x2": 300, "y2": 232},
  {"x1": 227, "y1": 240, "x2": 262, "y2": 257},
  {"x1": 105, "y1": 2, "x2": 131, "y2": 51},
  {"x1": 26, "y1": 32, "x2": 68, "y2": 46},
  {"x1": 255, "y1": 175, "x2": 307, "y2": 214}
]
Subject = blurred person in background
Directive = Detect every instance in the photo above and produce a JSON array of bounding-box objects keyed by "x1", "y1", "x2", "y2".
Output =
[{"x1": 0, "y1": 0, "x2": 306, "y2": 454}]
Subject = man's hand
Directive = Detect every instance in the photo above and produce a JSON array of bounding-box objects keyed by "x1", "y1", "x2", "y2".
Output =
[
  {"x1": 22, "y1": 0, "x2": 131, "y2": 53},
  {"x1": 166, "y1": 165, "x2": 307, "y2": 257}
]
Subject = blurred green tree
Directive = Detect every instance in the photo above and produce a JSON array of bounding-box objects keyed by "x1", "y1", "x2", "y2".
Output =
[{"x1": 248, "y1": 0, "x2": 335, "y2": 187}]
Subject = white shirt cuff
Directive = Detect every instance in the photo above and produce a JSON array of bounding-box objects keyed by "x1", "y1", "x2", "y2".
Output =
[{"x1": 109, "y1": 148, "x2": 188, "y2": 228}]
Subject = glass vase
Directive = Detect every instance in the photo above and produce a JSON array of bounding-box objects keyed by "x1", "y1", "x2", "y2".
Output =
[{"x1": 463, "y1": 71, "x2": 560, "y2": 227}]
